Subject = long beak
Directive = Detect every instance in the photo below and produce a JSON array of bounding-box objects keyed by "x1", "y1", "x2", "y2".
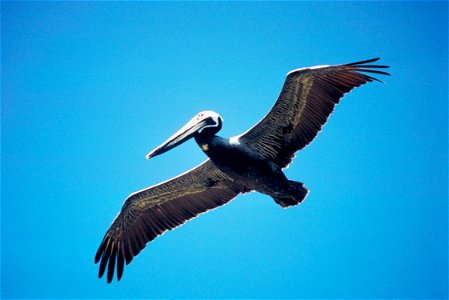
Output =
[{"x1": 146, "y1": 117, "x2": 207, "y2": 160}]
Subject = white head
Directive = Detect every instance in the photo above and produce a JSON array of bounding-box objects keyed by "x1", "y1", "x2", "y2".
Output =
[{"x1": 194, "y1": 111, "x2": 223, "y2": 133}]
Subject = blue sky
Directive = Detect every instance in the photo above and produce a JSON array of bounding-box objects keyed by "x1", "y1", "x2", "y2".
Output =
[{"x1": 1, "y1": 1, "x2": 447, "y2": 298}]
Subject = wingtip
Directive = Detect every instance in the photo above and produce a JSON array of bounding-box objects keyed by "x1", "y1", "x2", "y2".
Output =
[
  {"x1": 346, "y1": 57, "x2": 381, "y2": 66},
  {"x1": 94, "y1": 248, "x2": 104, "y2": 265},
  {"x1": 287, "y1": 57, "x2": 389, "y2": 77},
  {"x1": 347, "y1": 57, "x2": 390, "y2": 69}
]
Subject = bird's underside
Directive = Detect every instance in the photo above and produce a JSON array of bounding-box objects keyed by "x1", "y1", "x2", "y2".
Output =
[{"x1": 95, "y1": 58, "x2": 390, "y2": 283}]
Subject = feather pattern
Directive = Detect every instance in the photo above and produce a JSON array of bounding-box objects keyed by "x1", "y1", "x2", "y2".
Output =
[
  {"x1": 95, "y1": 58, "x2": 389, "y2": 283},
  {"x1": 94, "y1": 159, "x2": 243, "y2": 282},
  {"x1": 238, "y1": 58, "x2": 390, "y2": 168}
]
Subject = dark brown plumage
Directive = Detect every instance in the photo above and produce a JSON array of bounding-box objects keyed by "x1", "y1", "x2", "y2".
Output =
[
  {"x1": 95, "y1": 58, "x2": 389, "y2": 283},
  {"x1": 239, "y1": 58, "x2": 390, "y2": 167},
  {"x1": 95, "y1": 160, "x2": 244, "y2": 282}
]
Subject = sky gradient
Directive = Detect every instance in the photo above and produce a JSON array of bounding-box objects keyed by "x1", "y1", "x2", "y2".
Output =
[{"x1": 2, "y1": 1, "x2": 448, "y2": 298}]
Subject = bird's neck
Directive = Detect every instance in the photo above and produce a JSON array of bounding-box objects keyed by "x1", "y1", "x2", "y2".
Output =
[
  {"x1": 194, "y1": 135, "x2": 223, "y2": 155},
  {"x1": 195, "y1": 133, "x2": 214, "y2": 145}
]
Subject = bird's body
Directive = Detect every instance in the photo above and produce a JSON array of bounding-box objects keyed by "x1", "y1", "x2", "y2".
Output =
[
  {"x1": 95, "y1": 58, "x2": 390, "y2": 283},
  {"x1": 196, "y1": 135, "x2": 308, "y2": 207}
]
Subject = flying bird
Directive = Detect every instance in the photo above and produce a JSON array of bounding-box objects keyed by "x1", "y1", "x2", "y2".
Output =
[{"x1": 95, "y1": 58, "x2": 390, "y2": 283}]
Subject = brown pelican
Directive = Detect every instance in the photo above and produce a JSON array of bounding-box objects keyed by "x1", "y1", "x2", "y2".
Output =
[{"x1": 95, "y1": 58, "x2": 390, "y2": 283}]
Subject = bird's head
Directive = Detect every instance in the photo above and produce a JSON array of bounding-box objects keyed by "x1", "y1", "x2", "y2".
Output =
[{"x1": 146, "y1": 110, "x2": 223, "y2": 160}]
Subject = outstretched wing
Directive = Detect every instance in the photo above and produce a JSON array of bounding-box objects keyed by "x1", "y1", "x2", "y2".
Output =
[
  {"x1": 94, "y1": 159, "x2": 243, "y2": 283},
  {"x1": 238, "y1": 58, "x2": 390, "y2": 168}
]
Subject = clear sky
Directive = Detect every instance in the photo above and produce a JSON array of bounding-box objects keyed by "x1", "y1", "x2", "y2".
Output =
[{"x1": 1, "y1": 1, "x2": 447, "y2": 299}]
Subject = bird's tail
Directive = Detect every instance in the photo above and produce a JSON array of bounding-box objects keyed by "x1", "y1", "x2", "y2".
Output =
[{"x1": 272, "y1": 181, "x2": 309, "y2": 208}]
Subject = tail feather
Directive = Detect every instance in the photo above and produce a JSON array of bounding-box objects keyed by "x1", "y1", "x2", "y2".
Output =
[{"x1": 273, "y1": 181, "x2": 309, "y2": 208}]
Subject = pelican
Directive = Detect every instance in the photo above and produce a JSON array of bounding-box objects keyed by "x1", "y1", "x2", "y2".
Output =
[{"x1": 95, "y1": 58, "x2": 390, "y2": 283}]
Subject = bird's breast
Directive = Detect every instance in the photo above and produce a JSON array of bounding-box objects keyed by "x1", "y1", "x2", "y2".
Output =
[{"x1": 200, "y1": 137, "x2": 278, "y2": 180}]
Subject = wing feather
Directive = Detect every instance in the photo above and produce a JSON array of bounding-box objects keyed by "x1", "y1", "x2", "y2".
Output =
[
  {"x1": 95, "y1": 159, "x2": 243, "y2": 283},
  {"x1": 239, "y1": 58, "x2": 390, "y2": 167}
]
